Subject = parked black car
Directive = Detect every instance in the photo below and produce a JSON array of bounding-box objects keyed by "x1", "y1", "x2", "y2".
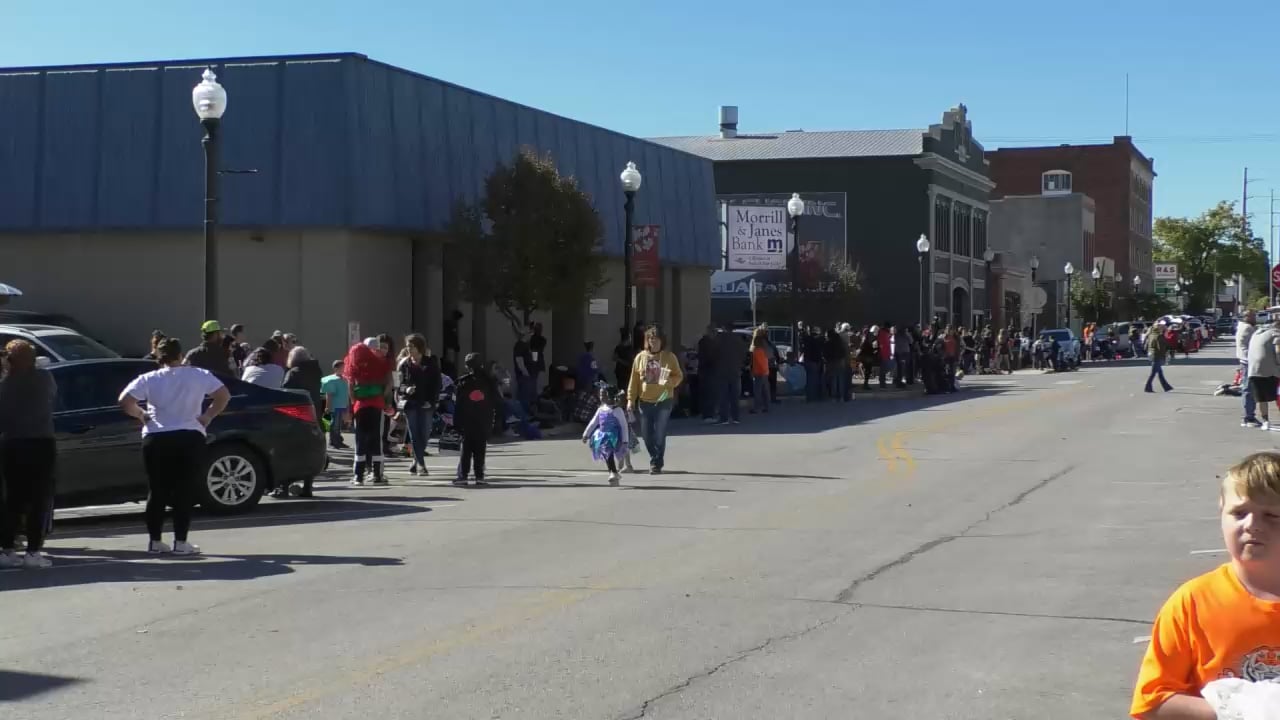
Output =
[{"x1": 49, "y1": 359, "x2": 327, "y2": 513}]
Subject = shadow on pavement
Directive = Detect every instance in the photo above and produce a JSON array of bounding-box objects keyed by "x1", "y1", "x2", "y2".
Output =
[
  {"x1": 0, "y1": 670, "x2": 83, "y2": 702},
  {"x1": 668, "y1": 385, "x2": 1030, "y2": 437},
  {"x1": 452, "y1": 481, "x2": 734, "y2": 493},
  {"x1": 50, "y1": 500, "x2": 441, "y2": 541},
  {"x1": 0, "y1": 549, "x2": 404, "y2": 592}
]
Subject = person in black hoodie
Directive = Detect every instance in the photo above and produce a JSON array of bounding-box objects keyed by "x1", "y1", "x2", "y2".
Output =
[
  {"x1": 280, "y1": 346, "x2": 324, "y2": 497},
  {"x1": 453, "y1": 353, "x2": 497, "y2": 487},
  {"x1": 398, "y1": 333, "x2": 442, "y2": 476}
]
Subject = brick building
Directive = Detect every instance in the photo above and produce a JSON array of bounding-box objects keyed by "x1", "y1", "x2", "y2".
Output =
[{"x1": 986, "y1": 137, "x2": 1155, "y2": 293}]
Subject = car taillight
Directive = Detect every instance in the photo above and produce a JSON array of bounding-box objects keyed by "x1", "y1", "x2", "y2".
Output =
[{"x1": 273, "y1": 404, "x2": 316, "y2": 423}]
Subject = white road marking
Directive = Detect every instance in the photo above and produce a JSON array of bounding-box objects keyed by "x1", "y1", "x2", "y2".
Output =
[
  {"x1": 1112, "y1": 481, "x2": 1174, "y2": 485},
  {"x1": 717, "y1": 505, "x2": 730, "y2": 509},
  {"x1": 1053, "y1": 380, "x2": 1083, "y2": 385},
  {"x1": 1189, "y1": 549, "x2": 1228, "y2": 556},
  {"x1": 1133, "y1": 635, "x2": 1151, "y2": 644}
]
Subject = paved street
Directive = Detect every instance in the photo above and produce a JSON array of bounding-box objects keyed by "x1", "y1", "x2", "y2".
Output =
[{"x1": 0, "y1": 344, "x2": 1256, "y2": 719}]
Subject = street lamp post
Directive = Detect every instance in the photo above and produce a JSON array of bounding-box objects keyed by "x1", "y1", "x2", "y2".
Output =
[
  {"x1": 787, "y1": 193, "x2": 806, "y2": 350},
  {"x1": 192, "y1": 68, "x2": 227, "y2": 322},
  {"x1": 619, "y1": 161, "x2": 642, "y2": 333},
  {"x1": 1030, "y1": 255, "x2": 1040, "y2": 336},
  {"x1": 983, "y1": 247, "x2": 996, "y2": 329},
  {"x1": 1064, "y1": 262, "x2": 1075, "y2": 329},
  {"x1": 916, "y1": 234, "x2": 931, "y2": 327}
]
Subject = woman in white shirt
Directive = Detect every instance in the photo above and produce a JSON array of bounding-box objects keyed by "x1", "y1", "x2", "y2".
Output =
[{"x1": 118, "y1": 338, "x2": 230, "y2": 555}]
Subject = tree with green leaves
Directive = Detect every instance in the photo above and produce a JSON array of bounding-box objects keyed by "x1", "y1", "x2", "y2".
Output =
[
  {"x1": 1131, "y1": 291, "x2": 1176, "y2": 320},
  {"x1": 755, "y1": 260, "x2": 863, "y2": 331},
  {"x1": 1068, "y1": 272, "x2": 1118, "y2": 324},
  {"x1": 449, "y1": 149, "x2": 606, "y2": 336},
  {"x1": 1153, "y1": 201, "x2": 1267, "y2": 311}
]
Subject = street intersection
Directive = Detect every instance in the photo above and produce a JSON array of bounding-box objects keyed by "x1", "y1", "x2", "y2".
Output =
[{"x1": 0, "y1": 345, "x2": 1255, "y2": 719}]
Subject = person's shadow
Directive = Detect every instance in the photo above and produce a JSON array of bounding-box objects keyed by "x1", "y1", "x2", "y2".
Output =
[{"x1": 0, "y1": 549, "x2": 403, "y2": 592}]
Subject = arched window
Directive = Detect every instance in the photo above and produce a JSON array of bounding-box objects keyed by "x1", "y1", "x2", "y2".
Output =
[{"x1": 1042, "y1": 170, "x2": 1072, "y2": 195}]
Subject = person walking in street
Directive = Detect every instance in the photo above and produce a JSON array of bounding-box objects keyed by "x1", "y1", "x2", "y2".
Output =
[
  {"x1": 398, "y1": 333, "x2": 442, "y2": 476},
  {"x1": 582, "y1": 386, "x2": 630, "y2": 486},
  {"x1": 184, "y1": 320, "x2": 233, "y2": 376},
  {"x1": 321, "y1": 359, "x2": 349, "y2": 449},
  {"x1": 943, "y1": 326, "x2": 960, "y2": 392},
  {"x1": 875, "y1": 323, "x2": 894, "y2": 388},
  {"x1": 749, "y1": 328, "x2": 772, "y2": 414},
  {"x1": 1144, "y1": 320, "x2": 1174, "y2": 393},
  {"x1": 997, "y1": 329, "x2": 1013, "y2": 374},
  {"x1": 1246, "y1": 316, "x2": 1280, "y2": 430},
  {"x1": 893, "y1": 325, "x2": 911, "y2": 388},
  {"x1": 1237, "y1": 310, "x2": 1259, "y2": 427},
  {"x1": 118, "y1": 337, "x2": 230, "y2": 555},
  {"x1": 628, "y1": 326, "x2": 684, "y2": 474},
  {"x1": 802, "y1": 327, "x2": 825, "y2": 401},
  {"x1": 280, "y1": 346, "x2": 324, "y2": 497},
  {"x1": 344, "y1": 338, "x2": 392, "y2": 486},
  {"x1": 454, "y1": 353, "x2": 497, "y2": 487},
  {"x1": 0, "y1": 340, "x2": 59, "y2": 569},
  {"x1": 715, "y1": 325, "x2": 745, "y2": 424}
]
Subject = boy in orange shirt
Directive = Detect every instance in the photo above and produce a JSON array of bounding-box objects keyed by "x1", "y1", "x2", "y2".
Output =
[{"x1": 1130, "y1": 451, "x2": 1280, "y2": 718}]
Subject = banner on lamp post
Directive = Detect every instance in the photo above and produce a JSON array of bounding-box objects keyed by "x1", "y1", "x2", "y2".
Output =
[{"x1": 632, "y1": 225, "x2": 660, "y2": 288}]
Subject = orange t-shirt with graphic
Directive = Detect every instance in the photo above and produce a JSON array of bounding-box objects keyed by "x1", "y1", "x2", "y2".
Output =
[
  {"x1": 751, "y1": 347, "x2": 769, "y2": 377},
  {"x1": 1131, "y1": 563, "x2": 1280, "y2": 717}
]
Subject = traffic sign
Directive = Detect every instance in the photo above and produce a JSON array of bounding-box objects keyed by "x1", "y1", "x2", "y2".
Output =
[{"x1": 1271, "y1": 263, "x2": 1280, "y2": 291}]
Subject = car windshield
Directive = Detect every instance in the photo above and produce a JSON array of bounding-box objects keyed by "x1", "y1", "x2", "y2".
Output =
[{"x1": 38, "y1": 332, "x2": 121, "y2": 360}]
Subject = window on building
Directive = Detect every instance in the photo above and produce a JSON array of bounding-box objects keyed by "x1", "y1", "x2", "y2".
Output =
[
  {"x1": 973, "y1": 210, "x2": 987, "y2": 259},
  {"x1": 1042, "y1": 170, "x2": 1072, "y2": 195},
  {"x1": 935, "y1": 196, "x2": 952, "y2": 252}
]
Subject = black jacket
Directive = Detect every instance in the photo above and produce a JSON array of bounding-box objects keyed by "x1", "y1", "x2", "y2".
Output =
[
  {"x1": 185, "y1": 341, "x2": 231, "y2": 376},
  {"x1": 282, "y1": 359, "x2": 324, "y2": 417},
  {"x1": 454, "y1": 371, "x2": 498, "y2": 436},
  {"x1": 398, "y1": 355, "x2": 442, "y2": 410}
]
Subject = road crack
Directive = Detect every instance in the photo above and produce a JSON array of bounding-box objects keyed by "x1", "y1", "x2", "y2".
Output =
[
  {"x1": 833, "y1": 464, "x2": 1075, "y2": 604},
  {"x1": 617, "y1": 612, "x2": 849, "y2": 719}
]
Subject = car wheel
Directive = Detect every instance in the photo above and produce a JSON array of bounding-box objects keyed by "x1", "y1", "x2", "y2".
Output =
[{"x1": 199, "y1": 443, "x2": 266, "y2": 514}]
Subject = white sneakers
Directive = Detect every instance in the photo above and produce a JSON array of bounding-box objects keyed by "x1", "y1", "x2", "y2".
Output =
[
  {"x1": 148, "y1": 540, "x2": 200, "y2": 555},
  {"x1": 0, "y1": 550, "x2": 52, "y2": 569},
  {"x1": 1264, "y1": 421, "x2": 1273, "y2": 432},
  {"x1": 608, "y1": 472, "x2": 621, "y2": 486}
]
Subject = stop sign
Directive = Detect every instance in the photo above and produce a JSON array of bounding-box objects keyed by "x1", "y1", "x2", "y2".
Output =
[{"x1": 1272, "y1": 263, "x2": 1280, "y2": 291}]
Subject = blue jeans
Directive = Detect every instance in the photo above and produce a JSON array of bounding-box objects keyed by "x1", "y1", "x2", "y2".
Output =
[
  {"x1": 718, "y1": 376, "x2": 741, "y2": 421},
  {"x1": 329, "y1": 407, "x2": 347, "y2": 446},
  {"x1": 1146, "y1": 359, "x2": 1172, "y2": 391},
  {"x1": 1242, "y1": 362, "x2": 1257, "y2": 420},
  {"x1": 639, "y1": 398, "x2": 674, "y2": 469},
  {"x1": 404, "y1": 405, "x2": 433, "y2": 467},
  {"x1": 752, "y1": 375, "x2": 771, "y2": 412}
]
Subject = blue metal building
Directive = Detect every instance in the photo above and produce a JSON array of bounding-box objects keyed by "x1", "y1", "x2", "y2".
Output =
[{"x1": 0, "y1": 53, "x2": 718, "y2": 364}]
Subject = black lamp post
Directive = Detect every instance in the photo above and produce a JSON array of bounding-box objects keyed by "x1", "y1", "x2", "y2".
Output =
[
  {"x1": 192, "y1": 68, "x2": 227, "y2": 322},
  {"x1": 619, "y1": 161, "x2": 642, "y2": 333},
  {"x1": 983, "y1": 247, "x2": 995, "y2": 328},
  {"x1": 916, "y1": 234, "x2": 931, "y2": 327},
  {"x1": 787, "y1": 193, "x2": 805, "y2": 349},
  {"x1": 1030, "y1": 255, "x2": 1040, "y2": 335},
  {"x1": 1064, "y1": 262, "x2": 1075, "y2": 329}
]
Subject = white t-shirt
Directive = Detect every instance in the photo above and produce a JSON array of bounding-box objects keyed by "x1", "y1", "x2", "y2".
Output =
[
  {"x1": 241, "y1": 363, "x2": 285, "y2": 389},
  {"x1": 121, "y1": 366, "x2": 225, "y2": 436}
]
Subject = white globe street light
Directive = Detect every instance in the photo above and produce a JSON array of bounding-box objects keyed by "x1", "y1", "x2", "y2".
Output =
[
  {"x1": 1091, "y1": 266, "x2": 1102, "y2": 281},
  {"x1": 619, "y1": 161, "x2": 642, "y2": 331},
  {"x1": 786, "y1": 193, "x2": 805, "y2": 218},
  {"x1": 192, "y1": 67, "x2": 227, "y2": 322},
  {"x1": 916, "y1": 234, "x2": 930, "y2": 253},
  {"x1": 915, "y1": 235, "x2": 930, "y2": 326},
  {"x1": 786, "y1": 193, "x2": 805, "y2": 347},
  {"x1": 1064, "y1": 262, "x2": 1074, "y2": 275}
]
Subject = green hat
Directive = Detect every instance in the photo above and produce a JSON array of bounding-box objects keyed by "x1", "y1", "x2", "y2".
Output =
[{"x1": 200, "y1": 320, "x2": 222, "y2": 334}]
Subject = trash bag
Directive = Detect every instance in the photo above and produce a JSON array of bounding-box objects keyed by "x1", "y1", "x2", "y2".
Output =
[{"x1": 1202, "y1": 678, "x2": 1280, "y2": 720}]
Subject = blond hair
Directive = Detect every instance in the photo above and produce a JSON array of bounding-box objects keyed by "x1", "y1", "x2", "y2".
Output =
[{"x1": 1222, "y1": 452, "x2": 1280, "y2": 503}]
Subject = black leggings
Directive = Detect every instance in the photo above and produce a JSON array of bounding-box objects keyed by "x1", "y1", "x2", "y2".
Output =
[
  {"x1": 457, "y1": 432, "x2": 487, "y2": 481},
  {"x1": 1, "y1": 438, "x2": 57, "y2": 552},
  {"x1": 353, "y1": 406, "x2": 386, "y2": 480},
  {"x1": 604, "y1": 454, "x2": 618, "y2": 473},
  {"x1": 142, "y1": 430, "x2": 204, "y2": 542}
]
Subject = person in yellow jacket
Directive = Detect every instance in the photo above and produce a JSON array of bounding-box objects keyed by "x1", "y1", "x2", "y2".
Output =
[{"x1": 627, "y1": 326, "x2": 684, "y2": 475}]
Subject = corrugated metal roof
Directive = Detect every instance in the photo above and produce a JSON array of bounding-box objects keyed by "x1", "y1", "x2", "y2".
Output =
[
  {"x1": 649, "y1": 129, "x2": 925, "y2": 161},
  {"x1": 0, "y1": 54, "x2": 721, "y2": 267}
]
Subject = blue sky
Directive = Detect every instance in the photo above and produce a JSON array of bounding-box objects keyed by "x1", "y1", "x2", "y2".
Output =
[{"x1": 4, "y1": 0, "x2": 1277, "y2": 229}]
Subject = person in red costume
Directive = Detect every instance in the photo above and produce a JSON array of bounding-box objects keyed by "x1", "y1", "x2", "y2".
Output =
[{"x1": 343, "y1": 338, "x2": 392, "y2": 486}]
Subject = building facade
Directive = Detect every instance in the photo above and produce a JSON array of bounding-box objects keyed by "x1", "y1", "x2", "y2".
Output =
[
  {"x1": 986, "y1": 137, "x2": 1155, "y2": 293},
  {"x1": 0, "y1": 53, "x2": 720, "y2": 364},
  {"x1": 651, "y1": 105, "x2": 996, "y2": 330},
  {"x1": 989, "y1": 193, "x2": 1097, "y2": 331}
]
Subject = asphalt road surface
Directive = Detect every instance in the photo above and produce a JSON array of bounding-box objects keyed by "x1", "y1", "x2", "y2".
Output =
[{"x1": 0, "y1": 343, "x2": 1256, "y2": 719}]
